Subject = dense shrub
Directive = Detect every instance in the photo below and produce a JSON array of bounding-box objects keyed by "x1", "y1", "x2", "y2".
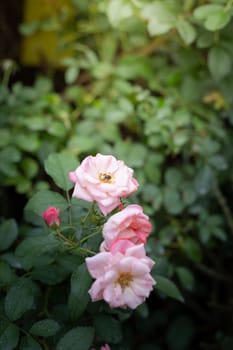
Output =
[{"x1": 1, "y1": 0, "x2": 233, "y2": 349}]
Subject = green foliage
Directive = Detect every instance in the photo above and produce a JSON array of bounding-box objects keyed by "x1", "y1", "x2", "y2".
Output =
[
  {"x1": 1, "y1": 0, "x2": 233, "y2": 348},
  {"x1": 56, "y1": 327, "x2": 94, "y2": 350},
  {"x1": 153, "y1": 275, "x2": 184, "y2": 303}
]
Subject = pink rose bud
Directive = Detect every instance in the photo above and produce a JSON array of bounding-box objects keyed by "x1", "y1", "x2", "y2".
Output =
[
  {"x1": 69, "y1": 153, "x2": 139, "y2": 216},
  {"x1": 42, "y1": 206, "x2": 60, "y2": 227}
]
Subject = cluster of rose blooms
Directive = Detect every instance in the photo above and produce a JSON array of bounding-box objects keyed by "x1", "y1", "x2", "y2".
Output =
[{"x1": 43, "y1": 154, "x2": 156, "y2": 311}]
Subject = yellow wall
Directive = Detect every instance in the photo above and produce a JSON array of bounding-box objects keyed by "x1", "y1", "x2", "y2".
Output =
[{"x1": 20, "y1": 0, "x2": 70, "y2": 66}]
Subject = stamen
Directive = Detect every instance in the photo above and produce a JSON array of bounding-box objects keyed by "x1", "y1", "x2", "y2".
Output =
[
  {"x1": 99, "y1": 172, "x2": 114, "y2": 183},
  {"x1": 115, "y1": 272, "x2": 133, "y2": 290}
]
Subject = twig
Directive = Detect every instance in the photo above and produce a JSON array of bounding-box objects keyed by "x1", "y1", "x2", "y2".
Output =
[{"x1": 213, "y1": 181, "x2": 233, "y2": 236}]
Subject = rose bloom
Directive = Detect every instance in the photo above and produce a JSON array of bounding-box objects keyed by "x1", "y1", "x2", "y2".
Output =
[
  {"x1": 42, "y1": 206, "x2": 60, "y2": 227},
  {"x1": 90, "y1": 345, "x2": 111, "y2": 350},
  {"x1": 102, "y1": 204, "x2": 152, "y2": 251},
  {"x1": 69, "y1": 154, "x2": 138, "y2": 216},
  {"x1": 86, "y1": 244, "x2": 155, "y2": 309}
]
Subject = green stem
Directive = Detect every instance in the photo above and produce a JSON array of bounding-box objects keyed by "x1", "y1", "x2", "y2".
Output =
[
  {"x1": 79, "y1": 228, "x2": 102, "y2": 244},
  {"x1": 81, "y1": 203, "x2": 94, "y2": 224},
  {"x1": 78, "y1": 247, "x2": 96, "y2": 255},
  {"x1": 66, "y1": 190, "x2": 73, "y2": 226},
  {"x1": 213, "y1": 181, "x2": 233, "y2": 236},
  {"x1": 55, "y1": 229, "x2": 76, "y2": 248},
  {"x1": 195, "y1": 263, "x2": 233, "y2": 285}
]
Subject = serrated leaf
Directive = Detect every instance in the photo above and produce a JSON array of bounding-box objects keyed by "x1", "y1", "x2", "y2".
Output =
[
  {"x1": 25, "y1": 190, "x2": 67, "y2": 216},
  {"x1": 56, "y1": 326, "x2": 94, "y2": 350},
  {"x1": 94, "y1": 314, "x2": 123, "y2": 344},
  {"x1": 4, "y1": 277, "x2": 38, "y2": 321},
  {"x1": 44, "y1": 153, "x2": 78, "y2": 191},
  {"x1": 154, "y1": 275, "x2": 184, "y2": 302},
  {"x1": 0, "y1": 219, "x2": 18, "y2": 251},
  {"x1": 68, "y1": 263, "x2": 92, "y2": 320},
  {"x1": 30, "y1": 319, "x2": 60, "y2": 337}
]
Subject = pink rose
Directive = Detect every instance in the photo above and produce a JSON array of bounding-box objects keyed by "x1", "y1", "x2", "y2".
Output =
[
  {"x1": 69, "y1": 154, "x2": 138, "y2": 216},
  {"x1": 90, "y1": 345, "x2": 111, "y2": 350},
  {"x1": 102, "y1": 204, "x2": 152, "y2": 251},
  {"x1": 100, "y1": 345, "x2": 111, "y2": 350},
  {"x1": 42, "y1": 206, "x2": 60, "y2": 227},
  {"x1": 86, "y1": 244, "x2": 155, "y2": 309}
]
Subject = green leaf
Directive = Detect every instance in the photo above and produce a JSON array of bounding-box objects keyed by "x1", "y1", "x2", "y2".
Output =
[
  {"x1": 176, "y1": 20, "x2": 196, "y2": 45},
  {"x1": 176, "y1": 267, "x2": 195, "y2": 291},
  {"x1": 32, "y1": 263, "x2": 69, "y2": 285},
  {"x1": 4, "y1": 277, "x2": 38, "y2": 321},
  {"x1": 25, "y1": 190, "x2": 67, "y2": 216},
  {"x1": 181, "y1": 237, "x2": 202, "y2": 262},
  {"x1": 68, "y1": 263, "x2": 92, "y2": 320},
  {"x1": 208, "y1": 46, "x2": 232, "y2": 81},
  {"x1": 154, "y1": 275, "x2": 184, "y2": 302},
  {"x1": 44, "y1": 153, "x2": 78, "y2": 191},
  {"x1": 205, "y1": 10, "x2": 231, "y2": 31},
  {"x1": 94, "y1": 313, "x2": 123, "y2": 344},
  {"x1": 0, "y1": 219, "x2": 18, "y2": 252},
  {"x1": 0, "y1": 129, "x2": 11, "y2": 147},
  {"x1": 0, "y1": 319, "x2": 19, "y2": 350},
  {"x1": 47, "y1": 122, "x2": 67, "y2": 138},
  {"x1": 194, "y1": 4, "x2": 231, "y2": 31},
  {"x1": 14, "y1": 134, "x2": 40, "y2": 152},
  {"x1": 21, "y1": 157, "x2": 39, "y2": 179},
  {"x1": 194, "y1": 165, "x2": 213, "y2": 195},
  {"x1": 141, "y1": 2, "x2": 176, "y2": 36},
  {"x1": 20, "y1": 336, "x2": 42, "y2": 350},
  {"x1": 163, "y1": 188, "x2": 184, "y2": 215},
  {"x1": 16, "y1": 234, "x2": 62, "y2": 270},
  {"x1": 106, "y1": 0, "x2": 133, "y2": 27},
  {"x1": 165, "y1": 168, "x2": 182, "y2": 189},
  {"x1": 0, "y1": 261, "x2": 16, "y2": 287},
  {"x1": 30, "y1": 319, "x2": 60, "y2": 337},
  {"x1": 65, "y1": 65, "x2": 80, "y2": 84},
  {"x1": 56, "y1": 326, "x2": 94, "y2": 350},
  {"x1": 166, "y1": 315, "x2": 194, "y2": 350}
]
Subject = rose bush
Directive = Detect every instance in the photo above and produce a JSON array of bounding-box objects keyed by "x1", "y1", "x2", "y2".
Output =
[{"x1": 0, "y1": 152, "x2": 183, "y2": 349}]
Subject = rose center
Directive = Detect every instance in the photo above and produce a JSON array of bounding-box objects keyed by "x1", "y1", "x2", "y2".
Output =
[
  {"x1": 99, "y1": 172, "x2": 114, "y2": 184},
  {"x1": 115, "y1": 272, "x2": 133, "y2": 290}
]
